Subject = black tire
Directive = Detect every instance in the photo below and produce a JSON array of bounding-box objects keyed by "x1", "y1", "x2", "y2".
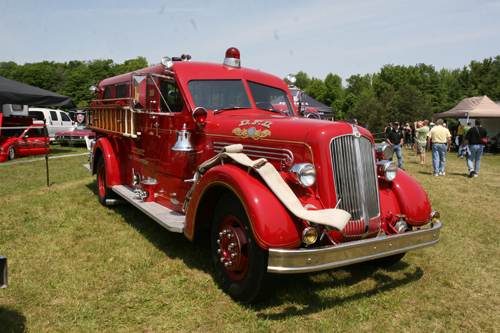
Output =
[
  {"x1": 7, "y1": 147, "x2": 15, "y2": 160},
  {"x1": 370, "y1": 252, "x2": 406, "y2": 268},
  {"x1": 96, "y1": 155, "x2": 115, "y2": 205},
  {"x1": 211, "y1": 193, "x2": 274, "y2": 303}
]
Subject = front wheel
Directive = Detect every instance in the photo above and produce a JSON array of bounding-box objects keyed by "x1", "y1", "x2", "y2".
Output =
[
  {"x1": 211, "y1": 193, "x2": 274, "y2": 303},
  {"x1": 7, "y1": 147, "x2": 15, "y2": 160},
  {"x1": 96, "y1": 155, "x2": 115, "y2": 205}
]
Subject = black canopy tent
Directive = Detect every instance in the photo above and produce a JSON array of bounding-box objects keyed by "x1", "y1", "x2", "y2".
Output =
[
  {"x1": 289, "y1": 87, "x2": 335, "y2": 119},
  {"x1": 0, "y1": 76, "x2": 73, "y2": 107},
  {"x1": 272, "y1": 87, "x2": 335, "y2": 119}
]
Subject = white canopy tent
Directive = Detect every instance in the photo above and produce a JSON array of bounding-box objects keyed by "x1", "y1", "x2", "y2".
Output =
[
  {"x1": 433, "y1": 95, "x2": 500, "y2": 120},
  {"x1": 433, "y1": 95, "x2": 500, "y2": 139}
]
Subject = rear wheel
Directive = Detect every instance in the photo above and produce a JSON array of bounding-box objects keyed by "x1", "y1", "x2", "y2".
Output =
[
  {"x1": 211, "y1": 193, "x2": 273, "y2": 303},
  {"x1": 7, "y1": 147, "x2": 15, "y2": 160},
  {"x1": 96, "y1": 155, "x2": 114, "y2": 205}
]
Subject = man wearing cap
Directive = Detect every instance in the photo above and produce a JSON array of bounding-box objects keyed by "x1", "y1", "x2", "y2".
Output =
[
  {"x1": 386, "y1": 121, "x2": 405, "y2": 170},
  {"x1": 426, "y1": 119, "x2": 451, "y2": 176}
]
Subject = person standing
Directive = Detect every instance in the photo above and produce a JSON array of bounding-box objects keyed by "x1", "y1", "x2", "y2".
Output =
[
  {"x1": 455, "y1": 120, "x2": 464, "y2": 147},
  {"x1": 386, "y1": 122, "x2": 405, "y2": 170},
  {"x1": 385, "y1": 122, "x2": 393, "y2": 134},
  {"x1": 411, "y1": 124, "x2": 417, "y2": 152},
  {"x1": 415, "y1": 120, "x2": 430, "y2": 165},
  {"x1": 463, "y1": 118, "x2": 488, "y2": 178},
  {"x1": 426, "y1": 119, "x2": 451, "y2": 176},
  {"x1": 403, "y1": 123, "x2": 411, "y2": 148},
  {"x1": 463, "y1": 122, "x2": 471, "y2": 138}
]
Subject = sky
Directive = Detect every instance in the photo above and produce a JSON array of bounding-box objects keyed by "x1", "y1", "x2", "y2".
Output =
[{"x1": 1, "y1": 0, "x2": 499, "y2": 83}]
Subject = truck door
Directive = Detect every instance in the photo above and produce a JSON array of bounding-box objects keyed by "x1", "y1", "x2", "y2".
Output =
[
  {"x1": 132, "y1": 74, "x2": 159, "y2": 171},
  {"x1": 22, "y1": 127, "x2": 47, "y2": 156},
  {"x1": 49, "y1": 110, "x2": 60, "y2": 137},
  {"x1": 153, "y1": 79, "x2": 197, "y2": 207},
  {"x1": 59, "y1": 111, "x2": 73, "y2": 132}
]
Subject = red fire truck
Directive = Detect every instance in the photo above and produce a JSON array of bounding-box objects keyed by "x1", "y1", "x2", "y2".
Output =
[{"x1": 84, "y1": 47, "x2": 442, "y2": 303}]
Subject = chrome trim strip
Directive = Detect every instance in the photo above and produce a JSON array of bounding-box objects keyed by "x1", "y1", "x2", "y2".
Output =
[
  {"x1": 267, "y1": 221, "x2": 442, "y2": 273},
  {"x1": 214, "y1": 142, "x2": 294, "y2": 168}
]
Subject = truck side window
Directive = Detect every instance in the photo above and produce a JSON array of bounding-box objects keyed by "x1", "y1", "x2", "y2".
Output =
[
  {"x1": 26, "y1": 128, "x2": 44, "y2": 138},
  {"x1": 160, "y1": 81, "x2": 183, "y2": 113},
  {"x1": 103, "y1": 87, "x2": 111, "y2": 99},
  {"x1": 61, "y1": 112, "x2": 71, "y2": 122},
  {"x1": 50, "y1": 111, "x2": 58, "y2": 121},
  {"x1": 29, "y1": 111, "x2": 44, "y2": 121},
  {"x1": 116, "y1": 84, "x2": 128, "y2": 98}
]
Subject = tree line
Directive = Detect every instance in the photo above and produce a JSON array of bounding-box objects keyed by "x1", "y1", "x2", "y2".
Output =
[
  {"x1": 295, "y1": 56, "x2": 500, "y2": 133},
  {"x1": 1, "y1": 55, "x2": 499, "y2": 133},
  {"x1": 0, "y1": 57, "x2": 148, "y2": 108}
]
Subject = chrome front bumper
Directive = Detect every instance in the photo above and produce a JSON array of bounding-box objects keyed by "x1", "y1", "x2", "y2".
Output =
[{"x1": 267, "y1": 221, "x2": 442, "y2": 273}]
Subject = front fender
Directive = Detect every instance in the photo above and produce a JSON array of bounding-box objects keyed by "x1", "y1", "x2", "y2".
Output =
[
  {"x1": 92, "y1": 137, "x2": 126, "y2": 187},
  {"x1": 185, "y1": 164, "x2": 302, "y2": 249},
  {"x1": 391, "y1": 170, "x2": 431, "y2": 225}
]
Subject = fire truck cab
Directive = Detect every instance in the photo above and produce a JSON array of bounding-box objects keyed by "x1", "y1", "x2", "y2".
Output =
[{"x1": 85, "y1": 47, "x2": 441, "y2": 303}]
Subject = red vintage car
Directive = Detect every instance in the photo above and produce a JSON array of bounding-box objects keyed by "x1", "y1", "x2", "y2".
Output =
[
  {"x1": 0, "y1": 123, "x2": 49, "y2": 162},
  {"x1": 55, "y1": 124, "x2": 95, "y2": 147}
]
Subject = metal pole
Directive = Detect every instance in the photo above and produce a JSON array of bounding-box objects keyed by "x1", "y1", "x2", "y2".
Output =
[{"x1": 44, "y1": 119, "x2": 50, "y2": 187}]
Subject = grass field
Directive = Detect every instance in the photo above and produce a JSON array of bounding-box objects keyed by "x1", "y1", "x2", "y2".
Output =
[{"x1": 0, "y1": 146, "x2": 499, "y2": 332}]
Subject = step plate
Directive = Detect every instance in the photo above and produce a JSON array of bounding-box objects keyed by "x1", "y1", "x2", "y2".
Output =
[{"x1": 112, "y1": 185, "x2": 186, "y2": 233}]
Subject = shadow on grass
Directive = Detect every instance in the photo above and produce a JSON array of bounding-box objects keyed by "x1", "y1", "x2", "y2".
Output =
[
  {"x1": 85, "y1": 182, "x2": 423, "y2": 314},
  {"x1": 0, "y1": 307, "x2": 26, "y2": 333},
  {"x1": 85, "y1": 183, "x2": 213, "y2": 274},
  {"x1": 254, "y1": 263, "x2": 424, "y2": 319}
]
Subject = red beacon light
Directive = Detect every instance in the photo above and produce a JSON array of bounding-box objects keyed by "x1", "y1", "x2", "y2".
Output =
[
  {"x1": 223, "y1": 47, "x2": 241, "y2": 68},
  {"x1": 192, "y1": 107, "x2": 208, "y2": 124}
]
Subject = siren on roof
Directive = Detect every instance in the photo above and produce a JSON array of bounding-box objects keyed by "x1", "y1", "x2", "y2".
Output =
[{"x1": 223, "y1": 47, "x2": 241, "y2": 68}]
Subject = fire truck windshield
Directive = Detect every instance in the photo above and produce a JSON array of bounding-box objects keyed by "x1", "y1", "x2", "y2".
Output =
[
  {"x1": 188, "y1": 80, "x2": 252, "y2": 112},
  {"x1": 247, "y1": 81, "x2": 295, "y2": 115}
]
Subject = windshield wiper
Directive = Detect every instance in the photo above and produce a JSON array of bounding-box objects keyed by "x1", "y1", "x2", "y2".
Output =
[
  {"x1": 257, "y1": 107, "x2": 282, "y2": 114},
  {"x1": 213, "y1": 106, "x2": 245, "y2": 114}
]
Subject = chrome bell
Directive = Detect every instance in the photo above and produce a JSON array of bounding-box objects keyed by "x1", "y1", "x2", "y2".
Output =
[{"x1": 172, "y1": 123, "x2": 194, "y2": 152}]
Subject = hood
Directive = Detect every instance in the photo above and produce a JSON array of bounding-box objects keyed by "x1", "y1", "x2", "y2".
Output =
[{"x1": 205, "y1": 111, "x2": 370, "y2": 145}]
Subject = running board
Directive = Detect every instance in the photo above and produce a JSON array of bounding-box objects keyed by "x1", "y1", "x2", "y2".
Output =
[{"x1": 112, "y1": 185, "x2": 186, "y2": 233}]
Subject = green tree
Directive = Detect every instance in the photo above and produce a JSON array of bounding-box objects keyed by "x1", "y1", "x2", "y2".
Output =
[
  {"x1": 112, "y1": 57, "x2": 149, "y2": 76},
  {"x1": 294, "y1": 71, "x2": 311, "y2": 90},
  {"x1": 387, "y1": 82, "x2": 433, "y2": 124},
  {"x1": 0, "y1": 61, "x2": 19, "y2": 79},
  {"x1": 323, "y1": 73, "x2": 343, "y2": 108},
  {"x1": 345, "y1": 74, "x2": 373, "y2": 96}
]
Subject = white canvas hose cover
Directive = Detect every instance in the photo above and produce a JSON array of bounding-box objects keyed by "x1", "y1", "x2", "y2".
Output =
[{"x1": 186, "y1": 144, "x2": 351, "y2": 231}]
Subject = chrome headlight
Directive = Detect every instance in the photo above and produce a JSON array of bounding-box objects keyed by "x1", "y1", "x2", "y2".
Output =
[
  {"x1": 375, "y1": 143, "x2": 393, "y2": 160},
  {"x1": 288, "y1": 163, "x2": 317, "y2": 187},
  {"x1": 430, "y1": 211, "x2": 440, "y2": 224},
  {"x1": 302, "y1": 227, "x2": 318, "y2": 245},
  {"x1": 377, "y1": 160, "x2": 398, "y2": 181}
]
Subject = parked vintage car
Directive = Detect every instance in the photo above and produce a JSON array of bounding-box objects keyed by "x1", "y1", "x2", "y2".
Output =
[
  {"x1": 0, "y1": 124, "x2": 50, "y2": 162},
  {"x1": 55, "y1": 124, "x2": 95, "y2": 146}
]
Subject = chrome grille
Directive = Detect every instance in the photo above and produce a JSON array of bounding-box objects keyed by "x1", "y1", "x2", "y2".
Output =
[
  {"x1": 330, "y1": 134, "x2": 380, "y2": 236},
  {"x1": 214, "y1": 142, "x2": 294, "y2": 170}
]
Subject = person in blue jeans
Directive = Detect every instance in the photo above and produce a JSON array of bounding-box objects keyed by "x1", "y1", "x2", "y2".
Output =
[
  {"x1": 386, "y1": 122, "x2": 405, "y2": 170},
  {"x1": 463, "y1": 118, "x2": 488, "y2": 178},
  {"x1": 426, "y1": 119, "x2": 451, "y2": 176}
]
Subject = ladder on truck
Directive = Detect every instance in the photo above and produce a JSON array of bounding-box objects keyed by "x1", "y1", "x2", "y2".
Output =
[{"x1": 87, "y1": 98, "x2": 140, "y2": 138}]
